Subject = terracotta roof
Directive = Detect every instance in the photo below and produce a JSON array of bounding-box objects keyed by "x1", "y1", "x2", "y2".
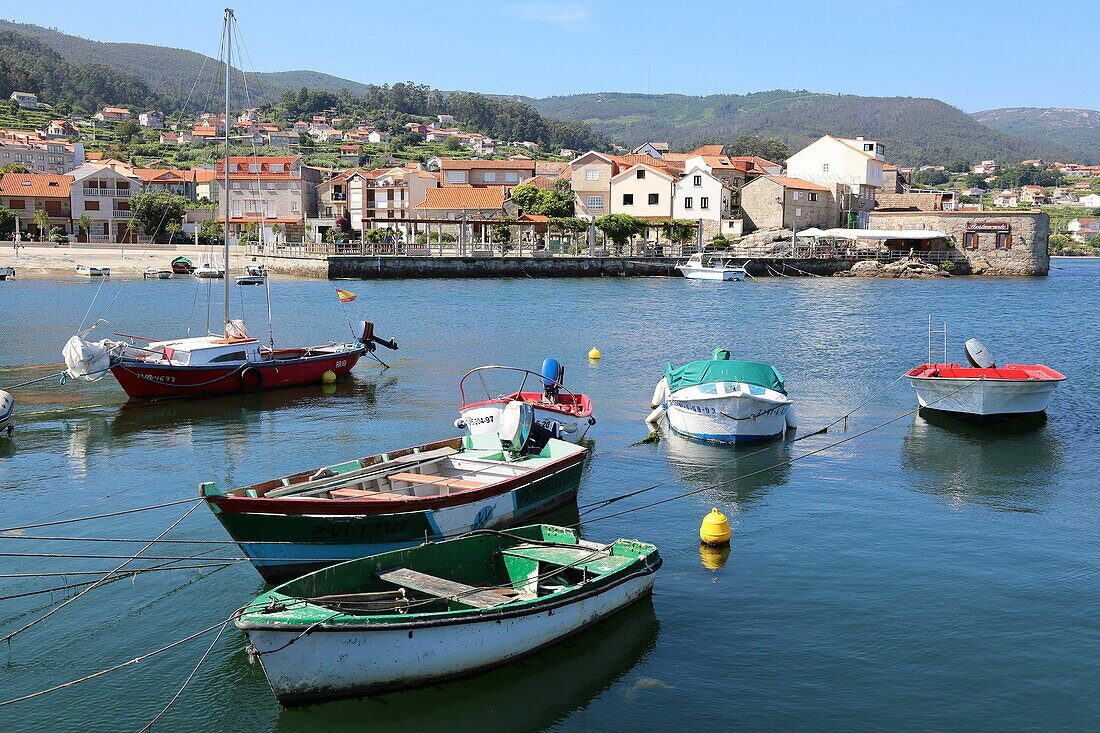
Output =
[
  {"x1": 192, "y1": 169, "x2": 216, "y2": 183},
  {"x1": 690, "y1": 144, "x2": 725, "y2": 157},
  {"x1": 440, "y1": 159, "x2": 539, "y2": 170},
  {"x1": 415, "y1": 186, "x2": 508, "y2": 210},
  {"x1": 101, "y1": 107, "x2": 130, "y2": 115},
  {"x1": 193, "y1": 125, "x2": 217, "y2": 136},
  {"x1": 215, "y1": 157, "x2": 299, "y2": 179},
  {"x1": 764, "y1": 176, "x2": 831, "y2": 192},
  {"x1": 610, "y1": 162, "x2": 677, "y2": 183},
  {"x1": 610, "y1": 155, "x2": 685, "y2": 175},
  {"x1": 519, "y1": 175, "x2": 558, "y2": 190},
  {"x1": 0, "y1": 173, "x2": 72, "y2": 198},
  {"x1": 518, "y1": 213, "x2": 549, "y2": 222}
]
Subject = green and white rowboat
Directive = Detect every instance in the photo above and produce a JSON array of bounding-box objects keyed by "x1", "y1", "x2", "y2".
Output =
[
  {"x1": 236, "y1": 524, "x2": 662, "y2": 706},
  {"x1": 201, "y1": 428, "x2": 587, "y2": 583}
]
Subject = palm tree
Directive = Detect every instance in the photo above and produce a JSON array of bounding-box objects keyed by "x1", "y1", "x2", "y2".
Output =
[{"x1": 271, "y1": 222, "x2": 284, "y2": 247}]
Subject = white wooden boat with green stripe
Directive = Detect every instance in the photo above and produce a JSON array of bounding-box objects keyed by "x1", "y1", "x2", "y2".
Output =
[{"x1": 236, "y1": 524, "x2": 662, "y2": 706}]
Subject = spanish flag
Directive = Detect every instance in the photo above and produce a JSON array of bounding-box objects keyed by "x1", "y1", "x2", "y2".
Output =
[{"x1": 336, "y1": 288, "x2": 357, "y2": 304}]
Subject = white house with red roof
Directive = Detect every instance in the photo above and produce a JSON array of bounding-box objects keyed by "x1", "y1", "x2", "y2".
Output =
[
  {"x1": 1068, "y1": 217, "x2": 1100, "y2": 242},
  {"x1": 210, "y1": 156, "x2": 321, "y2": 242},
  {"x1": 785, "y1": 135, "x2": 886, "y2": 227},
  {"x1": 609, "y1": 163, "x2": 675, "y2": 219}
]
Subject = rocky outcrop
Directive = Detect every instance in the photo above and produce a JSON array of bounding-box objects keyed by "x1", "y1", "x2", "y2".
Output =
[
  {"x1": 834, "y1": 256, "x2": 950, "y2": 279},
  {"x1": 731, "y1": 229, "x2": 793, "y2": 257}
]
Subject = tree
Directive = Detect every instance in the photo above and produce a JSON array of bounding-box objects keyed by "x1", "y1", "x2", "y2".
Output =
[
  {"x1": 32, "y1": 209, "x2": 50, "y2": 239},
  {"x1": 271, "y1": 222, "x2": 284, "y2": 245},
  {"x1": 490, "y1": 220, "x2": 513, "y2": 249},
  {"x1": 443, "y1": 136, "x2": 463, "y2": 151},
  {"x1": 912, "y1": 169, "x2": 949, "y2": 187},
  {"x1": 198, "y1": 218, "x2": 223, "y2": 246},
  {"x1": 596, "y1": 214, "x2": 646, "y2": 250},
  {"x1": 661, "y1": 219, "x2": 696, "y2": 249},
  {"x1": 365, "y1": 228, "x2": 388, "y2": 244},
  {"x1": 1048, "y1": 233, "x2": 1073, "y2": 252},
  {"x1": 0, "y1": 163, "x2": 30, "y2": 174},
  {"x1": 78, "y1": 213, "x2": 93, "y2": 238},
  {"x1": 165, "y1": 221, "x2": 182, "y2": 245},
  {"x1": 964, "y1": 174, "x2": 989, "y2": 190},
  {"x1": 725, "y1": 135, "x2": 789, "y2": 164},
  {"x1": 947, "y1": 160, "x2": 971, "y2": 174},
  {"x1": 129, "y1": 191, "x2": 189, "y2": 242},
  {"x1": 509, "y1": 180, "x2": 574, "y2": 218},
  {"x1": 0, "y1": 206, "x2": 16, "y2": 238},
  {"x1": 1090, "y1": 234, "x2": 1100, "y2": 248},
  {"x1": 115, "y1": 120, "x2": 140, "y2": 144}
]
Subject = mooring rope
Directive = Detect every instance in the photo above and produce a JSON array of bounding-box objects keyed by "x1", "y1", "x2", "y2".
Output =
[{"x1": 0, "y1": 498, "x2": 203, "y2": 534}]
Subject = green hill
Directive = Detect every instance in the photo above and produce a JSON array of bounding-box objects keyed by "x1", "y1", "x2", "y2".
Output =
[
  {"x1": 971, "y1": 108, "x2": 1100, "y2": 164},
  {"x1": 0, "y1": 19, "x2": 368, "y2": 104},
  {"x1": 518, "y1": 91, "x2": 1070, "y2": 165}
]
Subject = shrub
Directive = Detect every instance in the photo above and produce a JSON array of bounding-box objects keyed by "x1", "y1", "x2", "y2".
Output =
[{"x1": 940, "y1": 260, "x2": 955, "y2": 272}]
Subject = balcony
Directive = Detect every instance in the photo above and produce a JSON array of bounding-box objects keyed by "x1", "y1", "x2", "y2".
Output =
[
  {"x1": 112, "y1": 210, "x2": 133, "y2": 219},
  {"x1": 83, "y1": 187, "x2": 132, "y2": 198},
  {"x1": 331, "y1": 193, "x2": 347, "y2": 202}
]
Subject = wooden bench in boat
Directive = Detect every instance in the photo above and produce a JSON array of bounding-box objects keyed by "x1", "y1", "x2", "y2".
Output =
[
  {"x1": 387, "y1": 472, "x2": 487, "y2": 491},
  {"x1": 502, "y1": 544, "x2": 633, "y2": 575},
  {"x1": 378, "y1": 568, "x2": 520, "y2": 609},
  {"x1": 329, "y1": 488, "x2": 409, "y2": 500},
  {"x1": 265, "y1": 447, "x2": 460, "y2": 498}
]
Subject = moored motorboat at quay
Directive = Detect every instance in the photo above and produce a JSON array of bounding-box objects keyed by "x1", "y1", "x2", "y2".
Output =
[
  {"x1": 907, "y1": 337, "x2": 1065, "y2": 418},
  {"x1": 201, "y1": 402, "x2": 588, "y2": 583},
  {"x1": 456, "y1": 360, "x2": 595, "y2": 443},
  {"x1": 235, "y1": 523, "x2": 661, "y2": 706},
  {"x1": 647, "y1": 348, "x2": 795, "y2": 444},
  {"x1": 675, "y1": 252, "x2": 749, "y2": 281}
]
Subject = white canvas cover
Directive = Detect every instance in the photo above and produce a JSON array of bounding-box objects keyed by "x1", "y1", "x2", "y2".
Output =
[{"x1": 62, "y1": 335, "x2": 113, "y2": 381}]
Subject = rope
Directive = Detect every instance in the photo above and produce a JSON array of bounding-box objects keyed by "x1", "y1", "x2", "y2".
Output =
[
  {"x1": 0, "y1": 564, "x2": 235, "y2": 603},
  {"x1": 0, "y1": 498, "x2": 203, "y2": 533},
  {"x1": 0, "y1": 503, "x2": 200, "y2": 644},
  {"x1": 0, "y1": 369, "x2": 69, "y2": 391},
  {"x1": 139, "y1": 617, "x2": 231, "y2": 731}
]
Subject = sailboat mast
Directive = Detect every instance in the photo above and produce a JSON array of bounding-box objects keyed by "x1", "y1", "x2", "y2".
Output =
[{"x1": 222, "y1": 7, "x2": 234, "y2": 332}]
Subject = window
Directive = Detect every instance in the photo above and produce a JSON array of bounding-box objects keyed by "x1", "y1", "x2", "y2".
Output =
[
  {"x1": 795, "y1": 207, "x2": 802, "y2": 217},
  {"x1": 85, "y1": 200, "x2": 100, "y2": 211},
  {"x1": 964, "y1": 232, "x2": 979, "y2": 249},
  {"x1": 792, "y1": 191, "x2": 801, "y2": 201},
  {"x1": 586, "y1": 195, "x2": 604, "y2": 211},
  {"x1": 249, "y1": 163, "x2": 261, "y2": 173},
  {"x1": 823, "y1": 163, "x2": 830, "y2": 173},
  {"x1": 585, "y1": 169, "x2": 600, "y2": 181},
  {"x1": 809, "y1": 192, "x2": 819, "y2": 202},
  {"x1": 683, "y1": 197, "x2": 693, "y2": 210},
  {"x1": 8, "y1": 199, "x2": 24, "y2": 210},
  {"x1": 648, "y1": 193, "x2": 659, "y2": 205},
  {"x1": 996, "y1": 232, "x2": 1012, "y2": 250},
  {"x1": 622, "y1": 193, "x2": 634, "y2": 205},
  {"x1": 291, "y1": 200, "x2": 300, "y2": 213},
  {"x1": 209, "y1": 351, "x2": 247, "y2": 363},
  {"x1": 863, "y1": 143, "x2": 874, "y2": 152},
  {"x1": 700, "y1": 197, "x2": 709, "y2": 210},
  {"x1": 445, "y1": 171, "x2": 466, "y2": 184},
  {"x1": 637, "y1": 169, "x2": 646, "y2": 180},
  {"x1": 270, "y1": 164, "x2": 284, "y2": 173},
  {"x1": 693, "y1": 175, "x2": 702, "y2": 187},
  {"x1": 504, "y1": 172, "x2": 519, "y2": 183},
  {"x1": 232, "y1": 202, "x2": 242, "y2": 217},
  {"x1": 484, "y1": 172, "x2": 497, "y2": 182}
]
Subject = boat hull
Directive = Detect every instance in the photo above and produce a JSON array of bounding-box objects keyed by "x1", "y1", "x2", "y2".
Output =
[
  {"x1": 909, "y1": 376, "x2": 1061, "y2": 416},
  {"x1": 665, "y1": 385, "x2": 791, "y2": 443},
  {"x1": 211, "y1": 459, "x2": 584, "y2": 583},
  {"x1": 459, "y1": 401, "x2": 592, "y2": 443},
  {"x1": 676, "y1": 266, "x2": 744, "y2": 281},
  {"x1": 108, "y1": 347, "x2": 364, "y2": 400},
  {"x1": 240, "y1": 565, "x2": 657, "y2": 705}
]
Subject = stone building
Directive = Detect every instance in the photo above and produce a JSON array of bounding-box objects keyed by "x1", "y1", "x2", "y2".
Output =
[
  {"x1": 867, "y1": 210, "x2": 1049, "y2": 275},
  {"x1": 740, "y1": 176, "x2": 836, "y2": 232}
]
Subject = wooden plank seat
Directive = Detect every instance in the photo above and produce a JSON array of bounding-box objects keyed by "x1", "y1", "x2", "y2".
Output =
[
  {"x1": 502, "y1": 544, "x2": 633, "y2": 575},
  {"x1": 329, "y1": 488, "x2": 410, "y2": 500},
  {"x1": 266, "y1": 447, "x2": 459, "y2": 498},
  {"x1": 378, "y1": 568, "x2": 513, "y2": 609},
  {"x1": 387, "y1": 472, "x2": 486, "y2": 490}
]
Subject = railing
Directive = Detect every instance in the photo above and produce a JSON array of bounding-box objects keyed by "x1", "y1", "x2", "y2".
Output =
[
  {"x1": 87, "y1": 234, "x2": 111, "y2": 243},
  {"x1": 83, "y1": 187, "x2": 132, "y2": 198},
  {"x1": 112, "y1": 210, "x2": 133, "y2": 219}
]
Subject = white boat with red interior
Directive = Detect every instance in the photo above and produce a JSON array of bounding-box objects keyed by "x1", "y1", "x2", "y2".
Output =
[
  {"x1": 456, "y1": 360, "x2": 595, "y2": 443},
  {"x1": 907, "y1": 331, "x2": 1065, "y2": 418}
]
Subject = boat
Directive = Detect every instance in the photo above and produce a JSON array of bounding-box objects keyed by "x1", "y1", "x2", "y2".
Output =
[
  {"x1": 235, "y1": 264, "x2": 266, "y2": 286},
  {"x1": 647, "y1": 348, "x2": 795, "y2": 443},
  {"x1": 675, "y1": 252, "x2": 748, "y2": 281},
  {"x1": 143, "y1": 267, "x2": 172, "y2": 280},
  {"x1": 75, "y1": 264, "x2": 110, "y2": 277},
  {"x1": 235, "y1": 522, "x2": 661, "y2": 706},
  {"x1": 0, "y1": 267, "x2": 14, "y2": 280},
  {"x1": 0, "y1": 390, "x2": 13, "y2": 436},
  {"x1": 456, "y1": 360, "x2": 595, "y2": 443},
  {"x1": 171, "y1": 256, "x2": 196, "y2": 275},
  {"x1": 906, "y1": 336, "x2": 1065, "y2": 419},
  {"x1": 201, "y1": 401, "x2": 588, "y2": 582},
  {"x1": 60, "y1": 9, "x2": 397, "y2": 402},
  {"x1": 194, "y1": 261, "x2": 225, "y2": 278}
]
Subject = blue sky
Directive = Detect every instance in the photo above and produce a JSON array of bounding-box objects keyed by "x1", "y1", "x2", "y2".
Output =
[{"x1": 6, "y1": 0, "x2": 1095, "y2": 111}]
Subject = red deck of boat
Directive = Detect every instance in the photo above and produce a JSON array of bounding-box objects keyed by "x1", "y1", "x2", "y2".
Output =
[
  {"x1": 906, "y1": 363, "x2": 1065, "y2": 381},
  {"x1": 462, "y1": 391, "x2": 593, "y2": 418}
]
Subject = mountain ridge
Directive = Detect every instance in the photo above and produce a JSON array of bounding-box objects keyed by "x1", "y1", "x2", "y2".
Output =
[{"x1": 970, "y1": 107, "x2": 1100, "y2": 163}]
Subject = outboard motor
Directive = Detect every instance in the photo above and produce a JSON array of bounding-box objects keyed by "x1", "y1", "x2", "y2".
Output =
[
  {"x1": 357, "y1": 321, "x2": 398, "y2": 353},
  {"x1": 497, "y1": 401, "x2": 557, "y2": 459},
  {"x1": 964, "y1": 338, "x2": 995, "y2": 369},
  {"x1": 541, "y1": 358, "x2": 564, "y2": 401}
]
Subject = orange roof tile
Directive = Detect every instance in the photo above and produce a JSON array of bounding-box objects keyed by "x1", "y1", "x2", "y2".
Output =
[
  {"x1": 0, "y1": 173, "x2": 72, "y2": 198},
  {"x1": 439, "y1": 159, "x2": 536, "y2": 171},
  {"x1": 415, "y1": 186, "x2": 508, "y2": 210},
  {"x1": 690, "y1": 144, "x2": 725, "y2": 157},
  {"x1": 765, "y1": 176, "x2": 831, "y2": 192}
]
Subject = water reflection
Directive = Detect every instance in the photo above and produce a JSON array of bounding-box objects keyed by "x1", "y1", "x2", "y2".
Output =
[
  {"x1": 699, "y1": 543, "x2": 731, "y2": 571},
  {"x1": 268, "y1": 599, "x2": 659, "y2": 733},
  {"x1": 660, "y1": 428, "x2": 792, "y2": 508},
  {"x1": 901, "y1": 411, "x2": 1062, "y2": 512}
]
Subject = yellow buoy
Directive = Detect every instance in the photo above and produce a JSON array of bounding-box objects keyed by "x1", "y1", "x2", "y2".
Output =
[
  {"x1": 321, "y1": 370, "x2": 337, "y2": 384},
  {"x1": 699, "y1": 543, "x2": 731, "y2": 571},
  {"x1": 588, "y1": 347, "x2": 601, "y2": 361},
  {"x1": 699, "y1": 508, "x2": 731, "y2": 546}
]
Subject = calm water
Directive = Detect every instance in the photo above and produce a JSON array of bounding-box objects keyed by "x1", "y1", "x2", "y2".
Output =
[{"x1": 1, "y1": 261, "x2": 1098, "y2": 731}]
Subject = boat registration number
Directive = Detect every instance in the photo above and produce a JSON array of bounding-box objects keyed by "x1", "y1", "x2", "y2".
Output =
[
  {"x1": 334, "y1": 360, "x2": 347, "y2": 368},
  {"x1": 141, "y1": 374, "x2": 176, "y2": 383}
]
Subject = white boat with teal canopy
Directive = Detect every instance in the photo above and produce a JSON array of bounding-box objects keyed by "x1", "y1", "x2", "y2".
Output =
[{"x1": 647, "y1": 349, "x2": 795, "y2": 444}]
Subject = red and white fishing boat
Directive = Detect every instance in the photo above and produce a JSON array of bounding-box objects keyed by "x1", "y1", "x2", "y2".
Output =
[
  {"x1": 456, "y1": 361, "x2": 595, "y2": 443},
  {"x1": 61, "y1": 9, "x2": 396, "y2": 401},
  {"x1": 907, "y1": 334, "x2": 1065, "y2": 418}
]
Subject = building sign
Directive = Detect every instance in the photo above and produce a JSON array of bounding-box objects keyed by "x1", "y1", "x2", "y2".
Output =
[{"x1": 966, "y1": 220, "x2": 1011, "y2": 232}]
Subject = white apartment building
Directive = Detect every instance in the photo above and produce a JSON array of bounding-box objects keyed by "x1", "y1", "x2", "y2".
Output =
[{"x1": 785, "y1": 135, "x2": 886, "y2": 227}]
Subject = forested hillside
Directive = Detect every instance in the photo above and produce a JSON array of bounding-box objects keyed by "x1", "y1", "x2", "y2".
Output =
[
  {"x1": 0, "y1": 32, "x2": 162, "y2": 115},
  {"x1": 972, "y1": 108, "x2": 1100, "y2": 164},
  {"x1": 522, "y1": 91, "x2": 1070, "y2": 165}
]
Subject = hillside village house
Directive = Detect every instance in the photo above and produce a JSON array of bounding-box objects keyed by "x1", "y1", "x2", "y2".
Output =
[
  {"x1": 1020, "y1": 185, "x2": 1046, "y2": 205},
  {"x1": 69, "y1": 162, "x2": 141, "y2": 242},
  {"x1": 993, "y1": 190, "x2": 1019, "y2": 207},
  {"x1": 9, "y1": 92, "x2": 41, "y2": 109},
  {"x1": 138, "y1": 111, "x2": 165, "y2": 129},
  {"x1": 312, "y1": 165, "x2": 439, "y2": 239},
  {"x1": 210, "y1": 156, "x2": 321, "y2": 243},
  {"x1": 0, "y1": 173, "x2": 73, "y2": 237},
  {"x1": 740, "y1": 176, "x2": 835, "y2": 232},
  {"x1": 785, "y1": 135, "x2": 885, "y2": 227},
  {"x1": 439, "y1": 159, "x2": 535, "y2": 189},
  {"x1": 94, "y1": 107, "x2": 131, "y2": 122},
  {"x1": 1078, "y1": 193, "x2": 1100, "y2": 207},
  {"x1": 45, "y1": 119, "x2": 80, "y2": 140},
  {"x1": 672, "y1": 167, "x2": 742, "y2": 239},
  {"x1": 1067, "y1": 217, "x2": 1100, "y2": 242},
  {"x1": 609, "y1": 163, "x2": 675, "y2": 220},
  {"x1": 0, "y1": 130, "x2": 84, "y2": 174}
]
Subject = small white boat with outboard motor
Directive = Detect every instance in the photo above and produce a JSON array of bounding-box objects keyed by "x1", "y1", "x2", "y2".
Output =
[
  {"x1": 647, "y1": 349, "x2": 795, "y2": 444},
  {"x1": 235, "y1": 264, "x2": 267, "y2": 286},
  {"x1": 675, "y1": 253, "x2": 749, "y2": 281},
  {"x1": 76, "y1": 264, "x2": 110, "y2": 277},
  {"x1": 0, "y1": 266, "x2": 15, "y2": 280},
  {"x1": 143, "y1": 267, "x2": 172, "y2": 280}
]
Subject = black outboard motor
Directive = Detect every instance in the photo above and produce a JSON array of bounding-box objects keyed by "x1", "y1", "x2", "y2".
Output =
[{"x1": 357, "y1": 321, "x2": 398, "y2": 353}]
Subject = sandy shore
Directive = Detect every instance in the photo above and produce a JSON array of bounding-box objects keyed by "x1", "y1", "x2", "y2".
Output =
[{"x1": 0, "y1": 244, "x2": 261, "y2": 279}]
